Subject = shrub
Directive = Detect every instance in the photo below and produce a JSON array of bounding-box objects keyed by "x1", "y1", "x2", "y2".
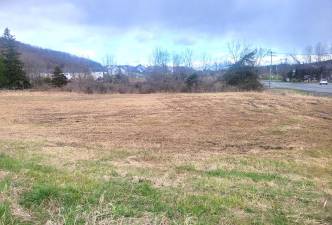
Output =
[
  {"x1": 223, "y1": 51, "x2": 263, "y2": 91},
  {"x1": 223, "y1": 66, "x2": 262, "y2": 90},
  {"x1": 185, "y1": 73, "x2": 199, "y2": 92},
  {"x1": 51, "y1": 66, "x2": 68, "y2": 87}
]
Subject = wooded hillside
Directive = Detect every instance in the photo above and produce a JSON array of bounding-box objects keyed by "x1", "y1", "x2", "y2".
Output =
[{"x1": 0, "y1": 38, "x2": 104, "y2": 74}]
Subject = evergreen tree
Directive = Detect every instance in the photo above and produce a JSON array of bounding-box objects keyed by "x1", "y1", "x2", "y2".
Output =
[
  {"x1": 0, "y1": 56, "x2": 7, "y2": 88},
  {"x1": 185, "y1": 73, "x2": 199, "y2": 91},
  {"x1": 223, "y1": 50, "x2": 262, "y2": 91},
  {"x1": 1, "y1": 28, "x2": 30, "y2": 89},
  {"x1": 51, "y1": 66, "x2": 68, "y2": 87}
]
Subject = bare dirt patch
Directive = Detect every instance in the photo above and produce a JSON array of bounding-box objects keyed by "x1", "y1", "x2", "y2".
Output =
[{"x1": 0, "y1": 170, "x2": 9, "y2": 180}]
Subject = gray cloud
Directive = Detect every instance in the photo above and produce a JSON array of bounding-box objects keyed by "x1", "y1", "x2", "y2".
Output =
[
  {"x1": 0, "y1": 0, "x2": 331, "y2": 62},
  {"x1": 73, "y1": 0, "x2": 332, "y2": 45},
  {"x1": 173, "y1": 37, "x2": 196, "y2": 46}
]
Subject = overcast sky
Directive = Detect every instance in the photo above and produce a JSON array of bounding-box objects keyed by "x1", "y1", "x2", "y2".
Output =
[{"x1": 0, "y1": 0, "x2": 331, "y2": 65}]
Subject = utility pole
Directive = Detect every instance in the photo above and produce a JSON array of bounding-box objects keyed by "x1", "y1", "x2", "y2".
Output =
[
  {"x1": 276, "y1": 64, "x2": 278, "y2": 78},
  {"x1": 269, "y1": 50, "x2": 273, "y2": 88}
]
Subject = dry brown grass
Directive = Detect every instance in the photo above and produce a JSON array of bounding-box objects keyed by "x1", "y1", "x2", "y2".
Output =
[
  {"x1": 0, "y1": 90, "x2": 331, "y2": 175},
  {"x1": 0, "y1": 90, "x2": 331, "y2": 224},
  {"x1": 0, "y1": 90, "x2": 331, "y2": 179},
  {"x1": 1, "y1": 91, "x2": 331, "y2": 156}
]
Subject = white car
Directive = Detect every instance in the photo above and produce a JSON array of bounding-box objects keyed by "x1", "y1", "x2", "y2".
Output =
[{"x1": 319, "y1": 79, "x2": 328, "y2": 85}]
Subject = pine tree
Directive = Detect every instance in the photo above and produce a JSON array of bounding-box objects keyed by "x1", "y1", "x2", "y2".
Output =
[
  {"x1": 0, "y1": 56, "x2": 7, "y2": 88},
  {"x1": 1, "y1": 28, "x2": 30, "y2": 89},
  {"x1": 51, "y1": 66, "x2": 68, "y2": 87}
]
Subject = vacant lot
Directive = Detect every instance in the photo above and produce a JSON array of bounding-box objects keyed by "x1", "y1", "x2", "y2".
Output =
[{"x1": 0, "y1": 91, "x2": 331, "y2": 225}]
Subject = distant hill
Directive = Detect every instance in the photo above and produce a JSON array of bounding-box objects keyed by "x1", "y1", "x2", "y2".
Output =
[{"x1": 0, "y1": 38, "x2": 104, "y2": 74}]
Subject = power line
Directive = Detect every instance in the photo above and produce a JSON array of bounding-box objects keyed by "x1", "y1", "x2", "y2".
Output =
[{"x1": 270, "y1": 51, "x2": 332, "y2": 56}]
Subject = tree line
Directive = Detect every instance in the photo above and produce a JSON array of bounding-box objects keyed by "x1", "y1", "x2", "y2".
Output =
[
  {"x1": 64, "y1": 46, "x2": 262, "y2": 94},
  {"x1": 3, "y1": 27, "x2": 330, "y2": 93},
  {"x1": 0, "y1": 29, "x2": 266, "y2": 93},
  {"x1": 303, "y1": 42, "x2": 332, "y2": 64}
]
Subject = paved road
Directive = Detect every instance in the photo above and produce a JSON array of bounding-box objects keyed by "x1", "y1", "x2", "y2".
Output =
[{"x1": 262, "y1": 81, "x2": 332, "y2": 94}]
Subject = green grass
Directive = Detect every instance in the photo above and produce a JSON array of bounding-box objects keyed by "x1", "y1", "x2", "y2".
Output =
[
  {"x1": 0, "y1": 202, "x2": 31, "y2": 225},
  {"x1": 0, "y1": 177, "x2": 11, "y2": 193},
  {"x1": 0, "y1": 154, "x2": 22, "y2": 172},
  {"x1": 0, "y1": 141, "x2": 331, "y2": 224},
  {"x1": 206, "y1": 169, "x2": 285, "y2": 182}
]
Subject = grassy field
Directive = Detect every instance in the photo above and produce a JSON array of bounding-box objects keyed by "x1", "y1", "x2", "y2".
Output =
[{"x1": 0, "y1": 91, "x2": 331, "y2": 225}]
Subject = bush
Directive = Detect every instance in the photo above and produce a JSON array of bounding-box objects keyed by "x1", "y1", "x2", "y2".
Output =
[
  {"x1": 223, "y1": 67, "x2": 262, "y2": 91},
  {"x1": 63, "y1": 72, "x2": 229, "y2": 94},
  {"x1": 185, "y1": 73, "x2": 199, "y2": 92},
  {"x1": 51, "y1": 66, "x2": 68, "y2": 87},
  {"x1": 223, "y1": 51, "x2": 263, "y2": 91}
]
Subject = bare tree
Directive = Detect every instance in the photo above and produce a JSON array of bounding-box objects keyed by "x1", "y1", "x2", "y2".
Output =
[
  {"x1": 213, "y1": 60, "x2": 229, "y2": 72},
  {"x1": 172, "y1": 53, "x2": 182, "y2": 67},
  {"x1": 213, "y1": 62, "x2": 220, "y2": 71},
  {"x1": 303, "y1": 45, "x2": 313, "y2": 64},
  {"x1": 255, "y1": 48, "x2": 269, "y2": 66},
  {"x1": 290, "y1": 54, "x2": 301, "y2": 64},
  {"x1": 201, "y1": 53, "x2": 212, "y2": 71},
  {"x1": 227, "y1": 40, "x2": 251, "y2": 63},
  {"x1": 104, "y1": 55, "x2": 116, "y2": 67},
  {"x1": 103, "y1": 54, "x2": 117, "y2": 75},
  {"x1": 172, "y1": 52, "x2": 183, "y2": 75},
  {"x1": 315, "y1": 42, "x2": 327, "y2": 62},
  {"x1": 152, "y1": 48, "x2": 170, "y2": 70},
  {"x1": 183, "y1": 48, "x2": 193, "y2": 69}
]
